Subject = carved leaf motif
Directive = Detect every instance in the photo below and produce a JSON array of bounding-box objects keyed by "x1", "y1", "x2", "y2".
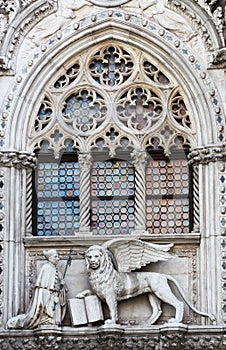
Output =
[{"x1": 103, "y1": 238, "x2": 174, "y2": 272}]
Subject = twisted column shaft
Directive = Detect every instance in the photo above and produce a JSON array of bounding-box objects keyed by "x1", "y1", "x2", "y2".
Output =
[
  {"x1": 26, "y1": 170, "x2": 33, "y2": 235},
  {"x1": 192, "y1": 165, "x2": 200, "y2": 232}
]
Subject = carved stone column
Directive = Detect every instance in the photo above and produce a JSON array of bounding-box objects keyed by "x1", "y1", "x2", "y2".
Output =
[
  {"x1": 78, "y1": 153, "x2": 93, "y2": 234},
  {"x1": 188, "y1": 144, "x2": 226, "y2": 324},
  {"x1": 0, "y1": 151, "x2": 36, "y2": 324},
  {"x1": 131, "y1": 150, "x2": 147, "y2": 232}
]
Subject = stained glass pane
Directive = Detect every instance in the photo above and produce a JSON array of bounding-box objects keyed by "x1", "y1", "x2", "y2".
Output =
[
  {"x1": 146, "y1": 156, "x2": 190, "y2": 234},
  {"x1": 116, "y1": 87, "x2": 163, "y2": 131},
  {"x1": 146, "y1": 159, "x2": 189, "y2": 196},
  {"x1": 143, "y1": 61, "x2": 170, "y2": 85},
  {"x1": 62, "y1": 89, "x2": 107, "y2": 133},
  {"x1": 37, "y1": 200, "x2": 80, "y2": 236},
  {"x1": 91, "y1": 199, "x2": 135, "y2": 235},
  {"x1": 91, "y1": 160, "x2": 135, "y2": 234},
  {"x1": 36, "y1": 160, "x2": 80, "y2": 236}
]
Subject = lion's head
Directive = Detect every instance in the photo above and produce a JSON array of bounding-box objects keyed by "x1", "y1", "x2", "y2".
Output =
[
  {"x1": 85, "y1": 245, "x2": 104, "y2": 270},
  {"x1": 85, "y1": 245, "x2": 114, "y2": 275}
]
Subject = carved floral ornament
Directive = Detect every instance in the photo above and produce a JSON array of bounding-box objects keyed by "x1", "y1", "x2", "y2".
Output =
[{"x1": 29, "y1": 42, "x2": 195, "y2": 158}]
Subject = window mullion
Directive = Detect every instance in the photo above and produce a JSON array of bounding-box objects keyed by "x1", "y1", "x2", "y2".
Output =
[
  {"x1": 131, "y1": 150, "x2": 147, "y2": 232},
  {"x1": 78, "y1": 153, "x2": 93, "y2": 233}
]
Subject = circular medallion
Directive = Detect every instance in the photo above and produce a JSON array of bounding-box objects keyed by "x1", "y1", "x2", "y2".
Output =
[{"x1": 87, "y1": 0, "x2": 130, "y2": 7}]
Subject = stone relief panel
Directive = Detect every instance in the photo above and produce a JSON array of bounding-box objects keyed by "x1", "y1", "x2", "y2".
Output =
[{"x1": 23, "y1": 241, "x2": 209, "y2": 327}]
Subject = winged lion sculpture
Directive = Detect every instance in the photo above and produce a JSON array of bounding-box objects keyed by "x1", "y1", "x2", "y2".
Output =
[{"x1": 77, "y1": 238, "x2": 215, "y2": 325}]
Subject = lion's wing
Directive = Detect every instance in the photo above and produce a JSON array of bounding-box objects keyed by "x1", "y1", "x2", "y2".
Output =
[{"x1": 103, "y1": 238, "x2": 175, "y2": 272}]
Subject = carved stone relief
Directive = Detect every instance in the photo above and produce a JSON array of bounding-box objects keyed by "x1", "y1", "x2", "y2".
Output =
[
  {"x1": 0, "y1": 151, "x2": 36, "y2": 169},
  {"x1": 77, "y1": 239, "x2": 215, "y2": 325},
  {"x1": 7, "y1": 249, "x2": 67, "y2": 329}
]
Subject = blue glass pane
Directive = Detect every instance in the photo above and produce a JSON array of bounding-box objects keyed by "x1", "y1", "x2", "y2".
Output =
[
  {"x1": 37, "y1": 200, "x2": 80, "y2": 236},
  {"x1": 37, "y1": 161, "x2": 80, "y2": 197}
]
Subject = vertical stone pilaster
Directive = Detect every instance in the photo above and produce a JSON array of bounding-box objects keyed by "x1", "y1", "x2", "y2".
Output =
[
  {"x1": 0, "y1": 151, "x2": 36, "y2": 324},
  {"x1": 189, "y1": 145, "x2": 225, "y2": 324},
  {"x1": 0, "y1": 168, "x2": 5, "y2": 327},
  {"x1": 78, "y1": 153, "x2": 93, "y2": 233},
  {"x1": 219, "y1": 162, "x2": 226, "y2": 323},
  {"x1": 131, "y1": 150, "x2": 147, "y2": 232}
]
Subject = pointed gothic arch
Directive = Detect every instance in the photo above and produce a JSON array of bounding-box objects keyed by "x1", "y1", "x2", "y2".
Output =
[
  {"x1": 2, "y1": 15, "x2": 221, "y2": 149},
  {"x1": 0, "y1": 2, "x2": 225, "y2": 335}
]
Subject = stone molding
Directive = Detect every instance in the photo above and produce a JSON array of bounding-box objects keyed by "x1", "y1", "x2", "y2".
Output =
[
  {"x1": 0, "y1": 150, "x2": 36, "y2": 169},
  {"x1": 0, "y1": 0, "x2": 224, "y2": 75},
  {"x1": 0, "y1": 0, "x2": 56, "y2": 75},
  {"x1": 0, "y1": 325, "x2": 226, "y2": 349},
  {"x1": 188, "y1": 144, "x2": 226, "y2": 166}
]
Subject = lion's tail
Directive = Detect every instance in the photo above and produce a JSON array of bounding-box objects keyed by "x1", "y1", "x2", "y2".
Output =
[{"x1": 166, "y1": 275, "x2": 216, "y2": 324}]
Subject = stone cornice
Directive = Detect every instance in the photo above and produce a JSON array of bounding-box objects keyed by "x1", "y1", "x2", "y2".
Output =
[
  {"x1": 0, "y1": 150, "x2": 36, "y2": 169},
  {"x1": 188, "y1": 144, "x2": 226, "y2": 165},
  {"x1": 23, "y1": 233, "x2": 201, "y2": 248}
]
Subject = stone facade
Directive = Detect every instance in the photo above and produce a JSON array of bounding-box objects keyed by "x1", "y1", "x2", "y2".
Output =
[{"x1": 0, "y1": 0, "x2": 225, "y2": 348}]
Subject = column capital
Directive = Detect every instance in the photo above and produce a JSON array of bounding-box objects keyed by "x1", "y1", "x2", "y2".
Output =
[
  {"x1": 0, "y1": 150, "x2": 36, "y2": 169},
  {"x1": 131, "y1": 149, "x2": 147, "y2": 169},
  {"x1": 188, "y1": 144, "x2": 226, "y2": 166},
  {"x1": 78, "y1": 153, "x2": 93, "y2": 169}
]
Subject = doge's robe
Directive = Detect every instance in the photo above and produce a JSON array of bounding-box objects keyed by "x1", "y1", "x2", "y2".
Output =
[{"x1": 6, "y1": 262, "x2": 66, "y2": 329}]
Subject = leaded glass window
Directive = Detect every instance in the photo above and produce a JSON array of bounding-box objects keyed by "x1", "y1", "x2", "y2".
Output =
[
  {"x1": 33, "y1": 153, "x2": 80, "y2": 236},
  {"x1": 91, "y1": 159, "x2": 135, "y2": 234},
  {"x1": 30, "y1": 41, "x2": 196, "y2": 236},
  {"x1": 146, "y1": 147, "x2": 192, "y2": 234}
]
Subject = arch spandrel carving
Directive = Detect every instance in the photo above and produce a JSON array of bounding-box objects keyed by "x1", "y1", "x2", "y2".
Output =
[
  {"x1": 1, "y1": 11, "x2": 224, "y2": 150},
  {"x1": 0, "y1": 0, "x2": 225, "y2": 77}
]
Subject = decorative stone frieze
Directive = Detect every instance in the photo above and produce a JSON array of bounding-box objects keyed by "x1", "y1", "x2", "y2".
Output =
[
  {"x1": 0, "y1": 327, "x2": 226, "y2": 350},
  {"x1": 0, "y1": 151, "x2": 36, "y2": 169},
  {"x1": 188, "y1": 144, "x2": 226, "y2": 166}
]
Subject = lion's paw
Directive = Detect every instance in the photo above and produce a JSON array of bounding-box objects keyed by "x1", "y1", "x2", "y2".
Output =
[
  {"x1": 105, "y1": 319, "x2": 117, "y2": 325},
  {"x1": 167, "y1": 318, "x2": 182, "y2": 324}
]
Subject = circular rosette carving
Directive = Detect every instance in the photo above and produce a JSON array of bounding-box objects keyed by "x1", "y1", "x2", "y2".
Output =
[
  {"x1": 61, "y1": 88, "x2": 107, "y2": 134},
  {"x1": 116, "y1": 86, "x2": 163, "y2": 132},
  {"x1": 88, "y1": 45, "x2": 134, "y2": 87}
]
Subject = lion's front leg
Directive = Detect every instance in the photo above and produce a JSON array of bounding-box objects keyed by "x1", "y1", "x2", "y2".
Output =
[{"x1": 105, "y1": 293, "x2": 118, "y2": 325}]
